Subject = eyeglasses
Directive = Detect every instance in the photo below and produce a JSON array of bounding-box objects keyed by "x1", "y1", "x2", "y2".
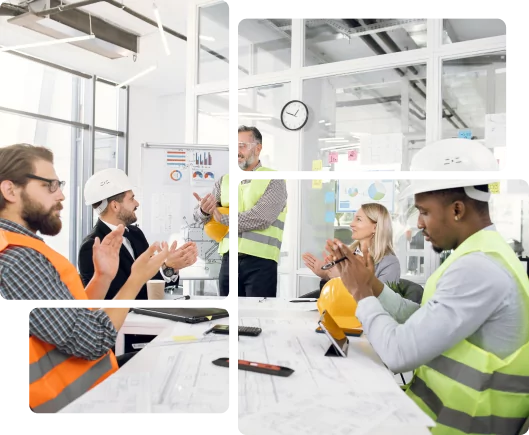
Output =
[
  {"x1": 238, "y1": 142, "x2": 257, "y2": 150},
  {"x1": 25, "y1": 174, "x2": 66, "y2": 193}
]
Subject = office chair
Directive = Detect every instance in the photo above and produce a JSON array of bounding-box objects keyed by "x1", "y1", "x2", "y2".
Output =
[
  {"x1": 518, "y1": 416, "x2": 529, "y2": 435},
  {"x1": 396, "y1": 278, "x2": 424, "y2": 304}
]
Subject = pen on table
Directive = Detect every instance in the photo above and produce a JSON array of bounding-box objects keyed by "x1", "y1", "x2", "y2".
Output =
[
  {"x1": 258, "y1": 297, "x2": 267, "y2": 303},
  {"x1": 173, "y1": 295, "x2": 190, "y2": 300},
  {"x1": 321, "y1": 256, "x2": 347, "y2": 270},
  {"x1": 203, "y1": 326, "x2": 214, "y2": 335}
]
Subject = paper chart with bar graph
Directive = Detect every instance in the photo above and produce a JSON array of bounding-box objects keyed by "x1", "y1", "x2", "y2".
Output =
[{"x1": 140, "y1": 145, "x2": 229, "y2": 279}]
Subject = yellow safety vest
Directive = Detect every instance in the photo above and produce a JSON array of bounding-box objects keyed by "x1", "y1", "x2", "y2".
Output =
[
  {"x1": 406, "y1": 229, "x2": 529, "y2": 434},
  {"x1": 219, "y1": 167, "x2": 287, "y2": 262}
]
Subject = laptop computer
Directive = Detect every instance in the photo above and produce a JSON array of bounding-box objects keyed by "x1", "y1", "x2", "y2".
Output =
[{"x1": 130, "y1": 307, "x2": 229, "y2": 324}]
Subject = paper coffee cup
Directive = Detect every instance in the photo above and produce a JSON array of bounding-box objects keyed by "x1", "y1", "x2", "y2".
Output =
[{"x1": 147, "y1": 280, "x2": 166, "y2": 300}]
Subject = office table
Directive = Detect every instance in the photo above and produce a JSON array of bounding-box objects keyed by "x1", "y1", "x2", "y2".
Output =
[
  {"x1": 115, "y1": 294, "x2": 317, "y2": 356},
  {"x1": 59, "y1": 297, "x2": 430, "y2": 435}
]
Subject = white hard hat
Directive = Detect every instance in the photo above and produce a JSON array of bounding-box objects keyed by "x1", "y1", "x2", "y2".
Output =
[
  {"x1": 401, "y1": 138, "x2": 502, "y2": 201},
  {"x1": 84, "y1": 168, "x2": 133, "y2": 214}
]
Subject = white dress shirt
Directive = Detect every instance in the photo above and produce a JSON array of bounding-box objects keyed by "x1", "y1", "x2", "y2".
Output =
[{"x1": 101, "y1": 219, "x2": 135, "y2": 259}]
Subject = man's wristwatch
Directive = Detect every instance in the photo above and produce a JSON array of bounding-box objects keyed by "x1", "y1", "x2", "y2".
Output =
[{"x1": 162, "y1": 262, "x2": 175, "y2": 277}]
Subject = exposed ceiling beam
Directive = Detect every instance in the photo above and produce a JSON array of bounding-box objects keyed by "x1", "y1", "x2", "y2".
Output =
[{"x1": 34, "y1": 0, "x2": 104, "y2": 16}]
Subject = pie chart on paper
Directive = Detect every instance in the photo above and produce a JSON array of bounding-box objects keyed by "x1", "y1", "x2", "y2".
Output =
[
  {"x1": 347, "y1": 187, "x2": 359, "y2": 198},
  {"x1": 368, "y1": 182, "x2": 386, "y2": 200}
]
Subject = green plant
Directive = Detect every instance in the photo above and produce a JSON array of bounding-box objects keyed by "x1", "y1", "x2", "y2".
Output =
[{"x1": 386, "y1": 280, "x2": 407, "y2": 298}]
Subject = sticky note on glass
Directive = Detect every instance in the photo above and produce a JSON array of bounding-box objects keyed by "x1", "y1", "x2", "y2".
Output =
[
  {"x1": 325, "y1": 191, "x2": 335, "y2": 204},
  {"x1": 489, "y1": 182, "x2": 500, "y2": 194},
  {"x1": 206, "y1": 316, "x2": 212, "y2": 320},
  {"x1": 325, "y1": 211, "x2": 335, "y2": 223},
  {"x1": 312, "y1": 180, "x2": 322, "y2": 189},
  {"x1": 458, "y1": 129, "x2": 472, "y2": 139},
  {"x1": 312, "y1": 160, "x2": 323, "y2": 171},
  {"x1": 172, "y1": 335, "x2": 197, "y2": 342},
  {"x1": 328, "y1": 153, "x2": 338, "y2": 164},
  {"x1": 348, "y1": 150, "x2": 358, "y2": 161}
]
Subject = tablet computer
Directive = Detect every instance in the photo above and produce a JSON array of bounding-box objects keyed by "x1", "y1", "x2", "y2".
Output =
[{"x1": 317, "y1": 310, "x2": 349, "y2": 357}]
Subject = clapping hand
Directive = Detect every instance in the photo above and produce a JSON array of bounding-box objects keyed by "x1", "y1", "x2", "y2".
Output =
[
  {"x1": 324, "y1": 239, "x2": 376, "y2": 301},
  {"x1": 165, "y1": 241, "x2": 198, "y2": 270},
  {"x1": 131, "y1": 242, "x2": 169, "y2": 284},
  {"x1": 93, "y1": 224, "x2": 125, "y2": 281},
  {"x1": 193, "y1": 192, "x2": 217, "y2": 215}
]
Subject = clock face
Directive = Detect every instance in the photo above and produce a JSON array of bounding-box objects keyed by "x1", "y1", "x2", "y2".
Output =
[{"x1": 281, "y1": 100, "x2": 309, "y2": 131}]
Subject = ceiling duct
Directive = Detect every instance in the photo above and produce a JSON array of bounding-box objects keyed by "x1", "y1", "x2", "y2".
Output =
[{"x1": 6, "y1": 0, "x2": 140, "y2": 59}]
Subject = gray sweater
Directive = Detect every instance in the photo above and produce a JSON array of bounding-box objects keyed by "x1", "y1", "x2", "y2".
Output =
[{"x1": 319, "y1": 253, "x2": 401, "y2": 291}]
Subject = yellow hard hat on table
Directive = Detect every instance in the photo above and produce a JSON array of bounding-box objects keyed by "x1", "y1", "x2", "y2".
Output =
[
  {"x1": 317, "y1": 277, "x2": 362, "y2": 330},
  {"x1": 204, "y1": 207, "x2": 229, "y2": 242}
]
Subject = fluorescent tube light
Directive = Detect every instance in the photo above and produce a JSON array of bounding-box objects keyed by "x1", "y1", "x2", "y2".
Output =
[
  {"x1": 153, "y1": 3, "x2": 170, "y2": 56},
  {"x1": 0, "y1": 34, "x2": 95, "y2": 53},
  {"x1": 116, "y1": 65, "x2": 157, "y2": 88}
]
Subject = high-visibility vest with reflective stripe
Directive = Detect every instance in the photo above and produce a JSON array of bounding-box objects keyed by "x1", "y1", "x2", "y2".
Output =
[
  {"x1": 0, "y1": 230, "x2": 119, "y2": 413},
  {"x1": 405, "y1": 229, "x2": 529, "y2": 435},
  {"x1": 218, "y1": 174, "x2": 230, "y2": 255},
  {"x1": 237, "y1": 168, "x2": 286, "y2": 263}
]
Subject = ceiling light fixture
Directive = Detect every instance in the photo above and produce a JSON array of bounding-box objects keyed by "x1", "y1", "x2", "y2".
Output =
[
  {"x1": 153, "y1": 3, "x2": 170, "y2": 56},
  {"x1": 0, "y1": 34, "x2": 95, "y2": 53},
  {"x1": 116, "y1": 65, "x2": 157, "y2": 88},
  {"x1": 320, "y1": 144, "x2": 360, "y2": 152}
]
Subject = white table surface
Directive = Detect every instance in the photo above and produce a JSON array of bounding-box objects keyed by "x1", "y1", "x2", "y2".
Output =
[
  {"x1": 115, "y1": 294, "x2": 317, "y2": 356},
  {"x1": 60, "y1": 297, "x2": 430, "y2": 435}
]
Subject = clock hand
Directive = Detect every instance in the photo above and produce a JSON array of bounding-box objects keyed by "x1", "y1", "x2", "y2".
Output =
[
  {"x1": 286, "y1": 111, "x2": 295, "y2": 116},
  {"x1": 295, "y1": 109, "x2": 299, "y2": 116}
]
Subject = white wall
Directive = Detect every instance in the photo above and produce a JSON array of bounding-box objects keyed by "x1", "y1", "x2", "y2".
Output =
[{"x1": 127, "y1": 87, "x2": 187, "y2": 227}]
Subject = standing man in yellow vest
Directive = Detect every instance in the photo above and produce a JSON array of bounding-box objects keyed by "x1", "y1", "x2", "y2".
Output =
[
  {"x1": 193, "y1": 126, "x2": 287, "y2": 297},
  {"x1": 0, "y1": 144, "x2": 169, "y2": 412},
  {"x1": 324, "y1": 141, "x2": 529, "y2": 433}
]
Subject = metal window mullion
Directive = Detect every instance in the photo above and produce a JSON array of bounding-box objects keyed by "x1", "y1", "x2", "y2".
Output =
[{"x1": 80, "y1": 77, "x2": 96, "y2": 241}]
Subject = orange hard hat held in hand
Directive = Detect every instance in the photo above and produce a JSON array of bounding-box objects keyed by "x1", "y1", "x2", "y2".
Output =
[{"x1": 204, "y1": 207, "x2": 229, "y2": 243}]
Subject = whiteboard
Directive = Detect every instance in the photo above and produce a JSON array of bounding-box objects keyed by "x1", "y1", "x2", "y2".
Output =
[
  {"x1": 139, "y1": 143, "x2": 229, "y2": 279},
  {"x1": 336, "y1": 180, "x2": 395, "y2": 213}
]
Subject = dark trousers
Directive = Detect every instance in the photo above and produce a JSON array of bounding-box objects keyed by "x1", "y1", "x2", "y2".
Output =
[{"x1": 219, "y1": 253, "x2": 277, "y2": 298}]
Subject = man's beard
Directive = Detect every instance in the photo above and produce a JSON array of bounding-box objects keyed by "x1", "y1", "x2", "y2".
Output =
[
  {"x1": 21, "y1": 190, "x2": 62, "y2": 236},
  {"x1": 432, "y1": 245, "x2": 444, "y2": 254},
  {"x1": 118, "y1": 208, "x2": 137, "y2": 226},
  {"x1": 238, "y1": 152, "x2": 256, "y2": 170}
]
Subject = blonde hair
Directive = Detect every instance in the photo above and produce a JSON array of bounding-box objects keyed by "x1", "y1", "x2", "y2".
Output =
[{"x1": 349, "y1": 203, "x2": 394, "y2": 264}]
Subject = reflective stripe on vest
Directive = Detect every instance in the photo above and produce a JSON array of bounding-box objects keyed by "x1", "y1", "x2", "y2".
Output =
[
  {"x1": 426, "y1": 354, "x2": 529, "y2": 394},
  {"x1": 218, "y1": 174, "x2": 230, "y2": 255},
  {"x1": 0, "y1": 230, "x2": 119, "y2": 412},
  {"x1": 406, "y1": 229, "x2": 529, "y2": 435},
  {"x1": 237, "y1": 168, "x2": 286, "y2": 263},
  {"x1": 31, "y1": 344, "x2": 116, "y2": 413},
  {"x1": 409, "y1": 377, "x2": 526, "y2": 435}
]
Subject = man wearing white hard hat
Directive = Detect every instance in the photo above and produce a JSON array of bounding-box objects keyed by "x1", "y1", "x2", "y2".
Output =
[
  {"x1": 324, "y1": 140, "x2": 529, "y2": 434},
  {"x1": 79, "y1": 168, "x2": 198, "y2": 300}
]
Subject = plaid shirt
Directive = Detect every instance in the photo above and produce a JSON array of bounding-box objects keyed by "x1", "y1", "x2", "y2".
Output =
[
  {"x1": 0, "y1": 218, "x2": 117, "y2": 359},
  {"x1": 193, "y1": 161, "x2": 288, "y2": 233}
]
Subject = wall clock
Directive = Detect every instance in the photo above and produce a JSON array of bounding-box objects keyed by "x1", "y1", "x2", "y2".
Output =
[{"x1": 280, "y1": 100, "x2": 309, "y2": 131}]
